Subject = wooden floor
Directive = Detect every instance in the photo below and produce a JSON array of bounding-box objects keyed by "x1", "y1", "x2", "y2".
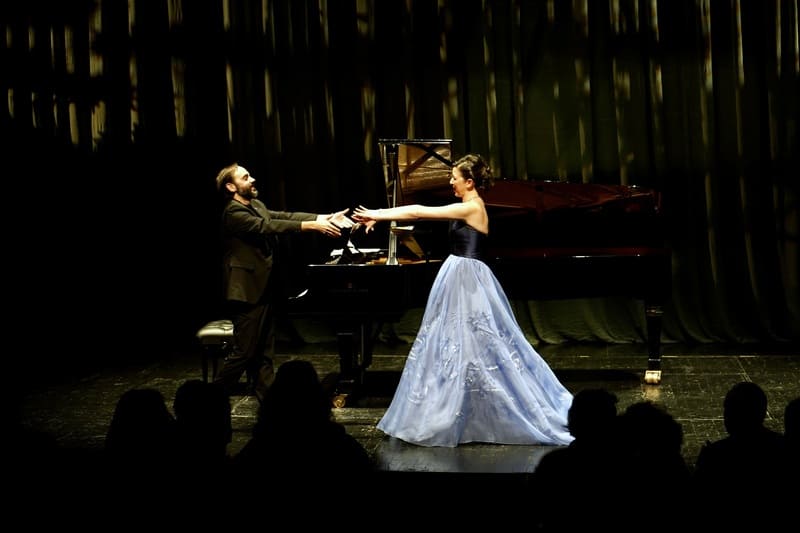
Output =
[{"x1": 18, "y1": 338, "x2": 799, "y2": 476}]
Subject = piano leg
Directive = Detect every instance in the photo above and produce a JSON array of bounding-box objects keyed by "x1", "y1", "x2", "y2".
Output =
[
  {"x1": 333, "y1": 321, "x2": 375, "y2": 407},
  {"x1": 644, "y1": 303, "x2": 664, "y2": 384}
]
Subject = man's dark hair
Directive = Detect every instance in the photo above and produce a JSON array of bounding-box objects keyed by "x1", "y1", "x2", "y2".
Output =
[{"x1": 215, "y1": 163, "x2": 238, "y2": 196}]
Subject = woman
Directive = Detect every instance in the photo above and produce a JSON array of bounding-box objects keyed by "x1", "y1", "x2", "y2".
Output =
[{"x1": 353, "y1": 154, "x2": 574, "y2": 447}]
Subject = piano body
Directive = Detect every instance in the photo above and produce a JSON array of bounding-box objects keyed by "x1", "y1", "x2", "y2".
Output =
[
  {"x1": 482, "y1": 179, "x2": 671, "y2": 386},
  {"x1": 290, "y1": 139, "x2": 670, "y2": 404},
  {"x1": 288, "y1": 140, "x2": 454, "y2": 403}
]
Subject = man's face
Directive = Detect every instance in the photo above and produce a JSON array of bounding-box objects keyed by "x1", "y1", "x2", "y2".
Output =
[{"x1": 231, "y1": 166, "x2": 258, "y2": 200}]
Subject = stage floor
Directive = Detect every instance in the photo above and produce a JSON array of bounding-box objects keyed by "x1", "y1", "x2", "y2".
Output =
[{"x1": 18, "y1": 339, "x2": 799, "y2": 474}]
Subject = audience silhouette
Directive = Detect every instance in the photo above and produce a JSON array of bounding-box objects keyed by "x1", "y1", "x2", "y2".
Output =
[
  {"x1": 231, "y1": 359, "x2": 375, "y2": 509},
  {"x1": 17, "y1": 361, "x2": 797, "y2": 528},
  {"x1": 173, "y1": 379, "x2": 233, "y2": 474},
  {"x1": 528, "y1": 388, "x2": 623, "y2": 532},
  {"x1": 616, "y1": 400, "x2": 691, "y2": 531},
  {"x1": 162, "y1": 380, "x2": 234, "y2": 523},
  {"x1": 102, "y1": 387, "x2": 180, "y2": 519},
  {"x1": 692, "y1": 381, "x2": 789, "y2": 529},
  {"x1": 104, "y1": 387, "x2": 178, "y2": 471}
]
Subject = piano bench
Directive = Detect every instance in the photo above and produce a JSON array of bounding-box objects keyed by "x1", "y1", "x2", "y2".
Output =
[{"x1": 196, "y1": 319, "x2": 234, "y2": 382}]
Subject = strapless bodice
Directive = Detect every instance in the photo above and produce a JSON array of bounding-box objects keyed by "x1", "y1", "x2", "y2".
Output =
[{"x1": 449, "y1": 220, "x2": 486, "y2": 260}]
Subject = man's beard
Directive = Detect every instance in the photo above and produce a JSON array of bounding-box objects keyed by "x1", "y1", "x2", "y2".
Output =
[{"x1": 239, "y1": 186, "x2": 258, "y2": 200}]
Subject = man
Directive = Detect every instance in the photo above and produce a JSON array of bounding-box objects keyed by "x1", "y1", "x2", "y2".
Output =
[{"x1": 213, "y1": 163, "x2": 349, "y2": 402}]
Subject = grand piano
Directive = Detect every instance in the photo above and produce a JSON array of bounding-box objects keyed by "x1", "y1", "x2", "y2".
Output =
[{"x1": 289, "y1": 139, "x2": 671, "y2": 403}]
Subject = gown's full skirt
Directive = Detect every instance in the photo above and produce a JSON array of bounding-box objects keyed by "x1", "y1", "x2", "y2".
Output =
[{"x1": 377, "y1": 255, "x2": 574, "y2": 447}]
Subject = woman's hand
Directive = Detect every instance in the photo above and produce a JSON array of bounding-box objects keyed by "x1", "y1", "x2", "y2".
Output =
[{"x1": 352, "y1": 205, "x2": 380, "y2": 233}]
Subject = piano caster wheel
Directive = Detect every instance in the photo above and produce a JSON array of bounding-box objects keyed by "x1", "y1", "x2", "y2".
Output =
[
  {"x1": 644, "y1": 370, "x2": 662, "y2": 384},
  {"x1": 332, "y1": 394, "x2": 348, "y2": 408}
]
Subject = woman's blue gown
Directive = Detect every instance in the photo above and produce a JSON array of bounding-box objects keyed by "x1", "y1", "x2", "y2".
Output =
[{"x1": 377, "y1": 220, "x2": 574, "y2": 447}]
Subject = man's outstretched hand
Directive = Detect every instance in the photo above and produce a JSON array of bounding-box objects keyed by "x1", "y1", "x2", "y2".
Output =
[{"x1": 325, "y1": 208, "x2": 355, "y2": 229}]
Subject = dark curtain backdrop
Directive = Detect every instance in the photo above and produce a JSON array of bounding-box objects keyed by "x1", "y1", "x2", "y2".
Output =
[{"x1": 2, "y1": 0, "x2": 797, "y2": 373}]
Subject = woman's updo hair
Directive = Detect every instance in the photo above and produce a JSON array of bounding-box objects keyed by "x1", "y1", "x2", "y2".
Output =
[{"x1": 452, "y1": 153, "x2": 493, "y2": 191}]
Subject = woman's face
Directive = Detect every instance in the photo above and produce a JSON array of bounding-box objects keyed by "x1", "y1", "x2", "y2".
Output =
[{"x1": 449, "y1": 167, "x2": 472, "y2": 198}]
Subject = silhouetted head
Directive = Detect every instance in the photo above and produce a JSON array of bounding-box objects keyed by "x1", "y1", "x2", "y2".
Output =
[
  {"x1": 173, "y1": 379, "x2": 232, "y2": 448},
  {"x1": 723, "y1": 381, "x2": 768, "y2": 436},
  {"x1": 174, "y1": 379, "x2": 206, "y2": 419},
  {"x1": 567, "y1": 388, "x2": 618, "y2": 440},
  {"x1": 105, "y1": 388, "x2": 176, "y2": 460},
  {"x1": 620, "y1": 400, "x2": 684, "y2": 457},
  {"x1": 255, "y1": 359, "x2": 331, "y2": 433}
]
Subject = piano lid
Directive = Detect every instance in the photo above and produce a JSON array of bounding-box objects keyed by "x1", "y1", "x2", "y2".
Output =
[
  {"x1": 377, "y1": 139, "x2": 453, "y2": 265},
  {"x1": 378, "y1": 139, "x2": 453, "y2": 207},
  {"x1": 483, "y1": 179, "x2": 662, "y2": 214},
  {"x1": 482, "y1": 179, "x2": 665, "y2": 250}
]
